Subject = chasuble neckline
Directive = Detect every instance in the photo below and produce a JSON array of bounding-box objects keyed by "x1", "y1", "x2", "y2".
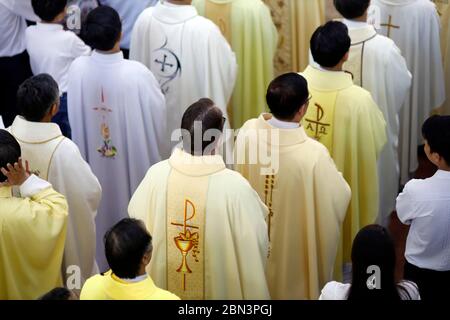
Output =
[
  {"x1": 153, "y1": 2, "x2": 198, "y2": 24},
  {"x1": 258, "y1": 114, "x2": 309, "y2": 147},
  {"x1": 169, "y1": 148, "x2": 226, "y2": 177},
  {"x1": 9, "y1": 117, "x2": 63, "y2": 144}
]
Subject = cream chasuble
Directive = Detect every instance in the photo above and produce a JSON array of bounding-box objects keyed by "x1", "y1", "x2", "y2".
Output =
[
  {"x1": 301, "y1": 66, "x2": 387, "y2": 277},
  {"x1": 193, "y1": 0, "x2": 278, "y2": 128},
  {"x1": 7, "y1": 116, "x2": 102, "y2": 286},
  {"x1": 434, "y1": 0, "x2": 449, "y2": 115},
  {"x1": 371, "y1": 0, "x2": 445, "y2": 183},
  {"x1": 0, "y1": 182, "x2": 68, "y2": 299},
  {"x1": 129, "y1": 149, "x2": 270, "y2": 300},
  {"x1": 342, "y1": 22, "x2": 412, "y2": 225},
  {"x1": 235, "y1": 114, "x2": 351, "y2": 299},
  {"x1": 263, "y1": 0, "x2": 325, "y2": 74}
]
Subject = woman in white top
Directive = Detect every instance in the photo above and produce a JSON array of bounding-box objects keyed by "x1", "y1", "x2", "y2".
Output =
[{"x1": 320, "y1": 225, "x2": 420, "y2": 300}]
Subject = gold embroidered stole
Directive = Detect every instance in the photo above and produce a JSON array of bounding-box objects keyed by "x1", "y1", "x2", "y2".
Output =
[
  {"x1": 166, "y1": 169, "x2": 209, "y2": 300},
  {"x1": 11, "y1": 134, "x2": 65, "y2": 180},
  {"x1": 205, "y1": 0, "x2": 232, "y2": 44},
  {"x1": 303, "y1": 90, "x2": 338, "y2": 154}
]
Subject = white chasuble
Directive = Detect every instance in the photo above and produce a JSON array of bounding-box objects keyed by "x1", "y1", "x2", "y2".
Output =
[
  {"x1": 68, "y1": 51, "x2": 166, "y2": 271},
  {"x1": 7, "y1": 116, "x2": 102, "y2": 286},
  {"x1": 130, "y1": 2, "x2": 237, "y2": 150},
  {"x1": 129, "y1": 149, "x2": 270, "y2": 299},
  {"x1": 371, "y1": 0, "x2": 445, "y2": 183},
  {"x1": 434, "y1": 0, "x2": 449, "y2": 115},
  {"x1": 342, "y1": 21, "x2": 412, "y2": 224}
]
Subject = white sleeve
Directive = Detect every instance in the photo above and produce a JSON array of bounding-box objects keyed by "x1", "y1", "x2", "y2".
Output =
[
  {"x1": 10, "y1": 0, "x2": 39, "y2": 21},
  {"x1": 19, "y1": 174, "x2": 52, "y2": 198},
  {"x1": 396, "y1": 182, "x2": 417, "y2": 225},
  {"x1": 70, "y1": 33, "x2": 92, "y2": 58}
]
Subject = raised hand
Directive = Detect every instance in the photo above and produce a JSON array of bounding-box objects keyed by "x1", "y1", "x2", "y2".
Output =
[{"x1": 0, "y1": 158, "x2": 30, "y2": 187}]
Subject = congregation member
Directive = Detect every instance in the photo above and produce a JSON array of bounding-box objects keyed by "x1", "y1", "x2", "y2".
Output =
[
  {"x1": 303, "y1": 21, "x2": 387, "y2": 278},
  {"x1": 26, "y1": 0, "x2": 92, "y2": 138},
  {"x1": 333, "y1": 0, "x2": 412, "y2": 225},
  {"x1": 397, "y1": 115, "x2": 450, "y2": 301},
  {"x1": 68, "y1": 6, "x2": 166, "y2": 271},
  {"x1": 319, "y1": 225, "x2": 420, "y2": 300},
  {"x1": 235, "y1": 73, "x2": 351, "y2": 299},
  {"x1": 129, "y1": 99, "x2": 271, "y2": 300},
  {"x1": 0, "y1": 131, "x2": 68, "y2": 299},
  {"x1": 81, "y1": 218, "x2": 179, "y2": 300},
  {"x1": 8, "y1": 74, "x2": 102, "y2": 286}
]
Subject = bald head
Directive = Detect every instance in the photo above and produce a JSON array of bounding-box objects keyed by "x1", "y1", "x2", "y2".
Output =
[{"x1": 181, "y1": 98, "x2": 225, "y2": 156}]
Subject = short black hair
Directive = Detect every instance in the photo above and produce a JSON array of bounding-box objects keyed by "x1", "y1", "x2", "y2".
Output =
[
  {"x1": 266, "y1": 73, "x2": 309, "y2": 121},
  {"x1": 104, "y1": 218, "x2": 152, "y2": 279},
  {"x1": 39, "y1": 287, "x2": 74, "y2": 300},
  {"x1": 0, "y1": 130, "x2": 21, "y2": 183},
  {"x1": 17, "y1": 74, "x2": 60, "y2": 122},
  {"x1": 334, "y1": 0, "x2": 371, "y2": 19},
  {"x1": 181, "y1": 98, "x2": 225, "y2": 155},
  {"x1": 31, "y1": 0, "x2": 67, "y2": 22},
  {"x1": 422, "y1": 115, "x2": 450, "y2": 165},
  {"x1": 81, "y1": 6, "x2": 122, "y2": 51},
  {"x1": 310, "y1": 21, "x2": 351, "y2": 68}
]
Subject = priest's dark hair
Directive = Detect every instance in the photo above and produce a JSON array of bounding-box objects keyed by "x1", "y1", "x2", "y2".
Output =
[
  {"x1": 17, "y1": 74, "x2": 60, "y2": 122},
  {"x1": 0, "y1": 130, "x2": 21, "y2": 183},
  {"x1": 347, "y1": 225, "x2": 414, "y2": 300},
  {"x1": 422, "y1": 115, "x2": 450, "y2": 166},
  {"x1": 181, "y1": 98, "x2": 225, "y2": 155},
  {"x1": 38, "y1": 287, "x2": 74, "y2": 300},
  {"x1": 266, "y1": 73, "x2": 309, "y2": 121},
  {"x1": 31, "y1": 0, "x2": 67, "y2": 22},
  {"x1": 104, "y1": 218, "x2": 152, "y2": 279},
  {"x1": 310, "y1": 21, "x2": 351, "y2": 68},
  {"x1": 334, "y1": 0, "x2": 371, "y2": 19},
  {"x1": 81, "y1": 6, "x2": 122, "y2": 51}
]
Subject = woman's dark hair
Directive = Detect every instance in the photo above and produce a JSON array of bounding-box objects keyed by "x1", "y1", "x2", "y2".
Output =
[
  {"x1": 31, "y1": 0, "x2": 67, "y2": 22},
  {"x1": 347, "y1": 225, "x2": 402, "y2": 301},
  {"x1": 0, "y1": 130, "x2": 21, "y2": 183},
  {"x1": 310, "y1": 21, "x2": 351, "y2": 68},
  {"x1": 81, "y1": 6, "x2": 122, "y2": 51},
  {"x1": 266, "y1": 73, "x2": 309, "y2": 121},
  {"x1": 38, "y1": 287, "x2": 73, "y2": 300},
  {"x1": 334, "y1": 0, "x2": 371, "y2": 19},
  {"x1": 104, "y1": 218, "x2": 152, "y2": 279},
  {"x1": 422, "y1": 115, "x2": 450, "y2": 166}
]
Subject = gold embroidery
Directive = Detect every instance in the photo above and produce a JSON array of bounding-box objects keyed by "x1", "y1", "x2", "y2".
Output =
[
  {"x1": 264, "y1": 175, "x2": 275, "y2": 243},
  {"x1": 305, "y1": 103, "x2": 330, "y2": 141},
  {"x1": 170, "y1": 199, "x2": 200, "y2": 291},
  {"x1": 205, "y1": 0, "x2": 232, "y2": 44},
  {"x1": 93, "y1": 88, "x2": 117, "y2": 158},
  {"x1": 381, "y1": 15, "x2": 400, "y2": 38}
]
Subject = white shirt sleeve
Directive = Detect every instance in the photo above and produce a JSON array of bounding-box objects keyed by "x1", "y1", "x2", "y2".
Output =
[
  {"x1": 9, "y1": 0, "x2": 39, "y2": 21},
  {"x1": 19, "y1": 174, "x2": 52, "y2": 198},
  {"x1": 70, "y1": 33, "x2": 91, "y2": 58},
  {"x1": 396, "y1": 182, "x2": 417, "y2": 225}
]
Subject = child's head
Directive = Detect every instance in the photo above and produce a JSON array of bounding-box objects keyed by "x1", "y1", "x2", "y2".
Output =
[
  {"x1": 104, "y1": 218, "x2": 153, "y2": 279},
  {"x1": 17, "y1": 74, "x2": 60, "y2": 123},
  {"x1": 310, "y1": 21, "x2": 351, "y2": 68},
  {"x1": 32, "y1": 0, "x2": 67, "y2": 23},
  {"x1": 82, "y1": 6, "x2": 122, "y2": 52},
  {"x1": 0, "y1": 130, "x2": 21, "y2": 183},
  {"x1": 422, "y1": 115, "x2": 450, "y2": 170}
]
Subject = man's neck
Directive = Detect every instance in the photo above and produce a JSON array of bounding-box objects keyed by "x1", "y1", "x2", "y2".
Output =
[
  {"x1": 166, "y1": 0, "x2": 192, "y2": 5},
  {"x1": 354, "y1": 12, "x2": 368, "y2": 22},
  {"x1": 322, "y1": 63, "x2": 344, "y2": 72}
]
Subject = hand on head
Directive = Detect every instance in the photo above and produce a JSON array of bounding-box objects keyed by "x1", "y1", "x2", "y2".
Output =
[{"x1": 0, "y1": 158, "x2": 30, "y2": 187}]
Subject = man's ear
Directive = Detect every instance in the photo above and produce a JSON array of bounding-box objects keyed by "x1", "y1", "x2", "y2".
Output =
[
  {"x1": 342, "y1": 51, "x2": 350, "y2": 63},
  {"x1": 142, "y1": 250, "x2": 152, "y2": 267},
  {"x1": 50, "y1": 103, "x2": 59, "y2": 118}
]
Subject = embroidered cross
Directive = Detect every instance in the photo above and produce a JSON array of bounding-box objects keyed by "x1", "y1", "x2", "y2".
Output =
[
  {"x1": 155, "y1": 54, "x2": 174, "y2": 72},
  {"x1": 381, "y1": 15, "x2": 400, "y2": 38}
]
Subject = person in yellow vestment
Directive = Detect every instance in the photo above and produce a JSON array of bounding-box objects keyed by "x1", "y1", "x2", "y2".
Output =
[
  {"x1": 192, "y1": 0, "x2": 278, "y2": 128},
  {"x1": 302, "y1": 21, "x2": 387, "y2": 278},
  {"x1": 129, "y1": 98, "x2": 270, "y2": 300},
  {"x1": 235, "y1": 73, "x2": 351, "y2": 299},
  {"x1": 0, "y1": 130, "x2": 68, "y2": 300},
  {"x1": 80, "y1": 218, "x2": 179, "y2": 300},
  {"x1": 263, "y1": 0, "x2": 325, "y2": 74}
]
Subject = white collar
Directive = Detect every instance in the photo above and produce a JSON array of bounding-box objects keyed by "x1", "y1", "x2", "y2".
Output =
[
  {"x1": 343, "y1": 19, "x2": 369, "y2": 30},
  {"x1": 119, "y1": 274, "x2": 149, "y2": 283},
  {"x1": 267, "y1": 116, "x2": 300, "y2": 129},
  {"x1": 154, "y1": 1, "x2": 198, "y2": 24},
  {"x1": 35, "y1": 22, "x2": 64, "y2": 31},
  {"x1": 8, "y1": 116, "x2": 63, "y2": 143},
  {"x1": 91, "y1": 50, "x2": 124, "y2": 63}
]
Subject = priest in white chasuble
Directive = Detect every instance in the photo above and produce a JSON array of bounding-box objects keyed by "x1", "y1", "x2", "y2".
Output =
[
  {"x1": 235, "y1": 73, "x2": 351, "y2": 299},
  {"x1": 263, "y1": 0, "x2": 325, "y2": 75},
  {"x1": 434, "y1": 0, "x2": 449, "y2": 115},
  {"x1": 7, "y1": 74, "x2": 102, "y2": 287},
  {"x1": 129, "y1": 99, "x2": 271, "y2": 300},
  {"x1": 0, "y1": 132, "x2": 68, "y2": 300},
  {"x1": 192, "y1": 0, "x2": 277, "y2": 128},
  {"x1": 130, "y1": 0, "x2": 237, "y2": 149},
  {"x1": 68, "y1": 7, "x2": 166, "y2": 271},
  {"x1": 333, "y1": 0, "x2": 412, "y2": 225},
  {"x1": 303, "y1": 21, "x2": 387, "y2": 277},
  {"x1": 371, "y1": 0, "x2": 445, "y2": 184}
]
